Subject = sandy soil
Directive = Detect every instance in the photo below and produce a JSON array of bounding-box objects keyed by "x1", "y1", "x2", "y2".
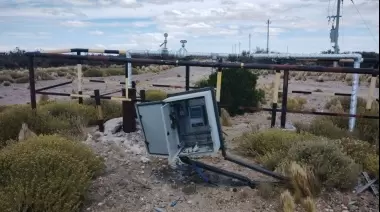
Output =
[{"x1": 1, "y1": 66, "x2": 379, "y2": 212}]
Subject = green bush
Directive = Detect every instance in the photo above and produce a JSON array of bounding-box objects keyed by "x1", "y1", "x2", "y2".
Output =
[
  {"x1": 83, "y1": 68, "x2": 104, "y2": 77},
  {"x1": 287, "y1": 140, "x2": 361, "y2": 190},
  {"x1": 0, "y1": 135, "x2": 103, "y2": 212},
  {"x1": 145, "y1": 89, "x2": 168, "y2": 101},
  {"x1": 196, "y1": 68, "x2": 264, "y2": 116}
]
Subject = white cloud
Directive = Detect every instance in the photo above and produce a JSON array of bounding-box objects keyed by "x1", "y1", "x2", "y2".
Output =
[
  {"x1": 60, "y1": 20, "x2": 90, "y2": 27},
  {"x1": 0, "y1": 0, "x2": 378, "y2": 53},
  {"x1": 89, "y1": 30, "x2": 104, "y2": 35}
]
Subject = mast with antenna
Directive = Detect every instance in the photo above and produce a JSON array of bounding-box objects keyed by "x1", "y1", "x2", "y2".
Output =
[
  {"x1": 249, "y1": 34, "x2": 251, "y2": 55},
  {"x1": 266, "y1": 19, "x2": 271, "y2": 53}
]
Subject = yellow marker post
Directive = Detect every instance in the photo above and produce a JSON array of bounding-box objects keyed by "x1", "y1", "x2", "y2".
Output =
[{"x1": 216, "y1": 71, "x2": 222, "y2": 102}]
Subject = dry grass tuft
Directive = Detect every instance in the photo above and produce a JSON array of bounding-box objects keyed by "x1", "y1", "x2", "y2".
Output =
[
  {"x1": 220, "y1": 108, "x2": 232, "y2": 126},
  {"x1": 287, "y1": 97, "x2": 307, "y2": 111},
  {"x1": 145, "y1": 89, "x2": 168, "y2": 101},
  {"x1": 302, "y1": 197, "x2": 317, "y2": 212},
  {"x1": 280, "y1": 190, "x2": 296, "y2": 212}
]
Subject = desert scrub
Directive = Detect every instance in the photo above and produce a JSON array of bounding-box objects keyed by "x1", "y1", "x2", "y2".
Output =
[
  {"x1": 145, "y1": 89, "x2": 168, "y2": 101},
  {"x1": 14, "y1": 76, "x2": 29, "y2": 83},
  {"x1": 0, "y1": 135, "x2": 103, "y2": 212},
  {"x1": 239, "y1": 129, "x2": 315, "y2": 157},
  {"x1": 294, "y1": 117, "x2": 352, "y2": 140},
  {"x1": 238, "y1": 129, "x2": 315, "y2": 169},
  {"x1": 40, "y1": 101, "x2": 97, "y2": 125},
  {"x1": 0, "y1": 74, "x2": 14, "y2": 83},
  {"x1": 0, "y1": 105, "x2": 85, "y2": 146},
  {"x1": 104, "y1": 67, "x2": 124, "y2": 76},
  {"x1": 286, "y1": 97, "x2": 307, "y2": 111},
  {"x1": 287, "y1": 139, "x2": 360, "y2": 190},
  {"x1": 324, "y1": 97, "x2": 379, "y2": 144},
  {"x1": 2, "y1": 81, "x2": 11, "y2": 86},
  {"x1": 83, "y1": 98, "x2": 122, "y2": 123},
  {"x1": 334, "y1": 137, "x2": 379, "y2": 178},
  {"x1": 83, "y1": 68, "x2": 104, "y2": 77},
  {"x1": 238, "y1": 129, "x2": 362, "y2": 191}
]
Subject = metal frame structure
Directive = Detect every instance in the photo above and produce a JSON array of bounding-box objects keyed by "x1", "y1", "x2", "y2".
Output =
[
  {"x1": 25, "y1": 51, "x2": 379, "y2": 188},
  {"x1": 39, "y1": 48, "x2": 379, "y2": 131}
]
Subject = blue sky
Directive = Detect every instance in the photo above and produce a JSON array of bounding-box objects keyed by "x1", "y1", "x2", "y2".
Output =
[{"x1": 0, "y1": 0, "x2": 378, "y2": 54}]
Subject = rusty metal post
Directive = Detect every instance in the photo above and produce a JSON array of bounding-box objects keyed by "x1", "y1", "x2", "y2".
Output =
[
  {"x1": 28, "y1": 55, "x2": 37, "y2": 109},
  {"x1": 280, "y1": 70, "x2": 289, "y2": 128},
  {"x1": 94, "y1": 89, "x2": 104, "y2": 132}
]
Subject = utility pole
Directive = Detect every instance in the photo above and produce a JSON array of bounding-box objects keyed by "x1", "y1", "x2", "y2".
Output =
[
  {"x1": 328, "y1": 0, "x2": 342, "y2": 66},
  {"x1": 249, "y1": 34, "x2": 251, "y2": 54},
  {"x1": 266, "y1": 19, "x2": 271, "y2": 54}
]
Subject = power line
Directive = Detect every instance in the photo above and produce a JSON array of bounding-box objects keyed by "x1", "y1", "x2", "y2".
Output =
[{"x1": 350, "y1": 0, "x2": 379, "y2": 47}]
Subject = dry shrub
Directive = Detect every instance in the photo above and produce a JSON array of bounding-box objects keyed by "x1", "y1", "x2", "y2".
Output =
[
  {"x1": 83, "y1": 68, "x2": 104, "y2": 77},
  {"x1": 335, "y1": 138, "x2": 379, "y2": 178},
  {"x1": 9, "y1": 71, "x2": 26, "y2": 79},
  {"x1": 239, "y1": 129, "x2": 315, "y2": 158},
  {"x1": 280, "y1": 190, "x2": 296, "y2": 212},
  {"x1": 0, "y1": 104, "x2": 89, "y2": 147},
  {"x1": 0, "y1": 105, "x2": 9, "y2": 113},
  {"x1": 287, "y1": 140, "x2": 360, "y2": 190},
  {"x1": 194, "y1": 78, "x2": 208, "y2": 88},
  {"x1": 40, "y1": 101, "x2": 97, "y2": 125},
  {"x1": 36, "y1": 71, "x2": 56, "y2": 81},
  {"x1": 220, "y1": 108, "x2": 232, "y2": 126},
  {"x1": 324, "y1": 97, "x2": 379, "y2": 144},
  {"x1": 0, "y1": 74, "x2": 14, "y2": 83},
  {"x1": 38, "y1": 94, "x2": 50, "y2": 104},
  {"x1": 104, "y1": 67, "x2": 124, "y2": 76},
  {"x1": 82, "y1": 99, "x2": 122, "y2": 122},
  {"x1": 0, "y1": 135, "x2": 104, "y2": 212},
  {"x1": 294, "y1": 117, "x2": 352, "y2": 140},
  {"x1": 287, "y1": 97, "x2": 307, "y2": 111},
  {"x1": 287, "y1": 162, "x2": 320, "y2": 201},
  {"x1": 145, "y1": 89, "x2": 167, "y2": 101},
  {"x1": 257, "y1": 183, "x2": 276, "y2": 199},
  {"x1": 302, "y1": 197, "x2": 317, "y2": 212},
  {"x1": 14, "y1": 76, "x2": 29, "y2": 83},
  {"x1": 2, "y1": 81, "x2": 11, "y2": 86}
]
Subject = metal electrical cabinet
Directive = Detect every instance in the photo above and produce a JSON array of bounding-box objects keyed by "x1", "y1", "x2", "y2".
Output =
[{"x1": 135, "y1": 87, "x2": 222, "y2": 165}]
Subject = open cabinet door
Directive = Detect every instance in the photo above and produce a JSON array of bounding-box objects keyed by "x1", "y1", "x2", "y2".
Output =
[
  {"x1": 161, "y1": 104, "x2": 182, "y2": 165},
  {"x1": 135, "y1": 101, "x2": 169, "y2": 156},
  {"x1": 164, "y1": 87, "x2": 222, "y2": 154}
]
